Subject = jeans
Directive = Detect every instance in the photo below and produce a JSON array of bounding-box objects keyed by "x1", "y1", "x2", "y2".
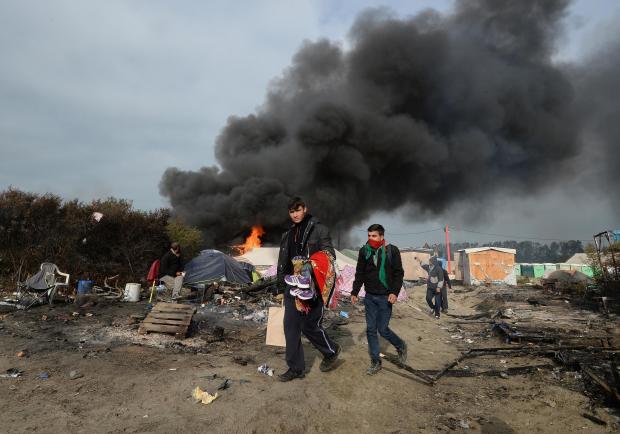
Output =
[
  {"x1": 160, "y1": 275, "x2": 183, "y2": 297},
  {"x1": 426, "y1": 288, "x2": 441, "y2": 317},
  {"x1": 364, "y1": 293, "x2": 405, "y2": 363}
]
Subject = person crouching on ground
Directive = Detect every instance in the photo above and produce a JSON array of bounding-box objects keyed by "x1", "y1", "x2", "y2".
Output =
[
  {"x1": 351, "y1": 224, "x2": 407, "y2": 375},
  {"x1": 159, "y1": 242, "x2": 184, "y2": 299},
  {"x1": 276, "y1": 197, "x2": 341, "y2": 382},
  {"x1": 425, "y1": 256, "x2": 444, "y2": 319}
]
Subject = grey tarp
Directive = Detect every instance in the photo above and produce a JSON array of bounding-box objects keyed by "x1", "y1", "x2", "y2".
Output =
[
  {"x1": 183, "y1": 250, "x2": 251, "y2": 286},
  {"x1": 24, "y1": 263, "x2": 58, "y2": 291}
]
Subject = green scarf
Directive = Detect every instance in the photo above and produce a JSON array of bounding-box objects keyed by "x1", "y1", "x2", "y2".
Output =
[{"x1": 364, "y1": 243, "x2": 389, "y2": 290}]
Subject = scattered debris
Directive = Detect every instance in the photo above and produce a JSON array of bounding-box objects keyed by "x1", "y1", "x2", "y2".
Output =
[
  {"x1": 192, "y1": 386, "x2": 218, "y2": 405},
  {"x1": 69, "y1": 370, "x2": 84, "y2": 380},
  {"x1": 581, "y1": 413, "x2": 607, "y2": 426},
  {"x1": 1, "y1": 368, "x2": 23, "y2": 378},
  {"x1": 257, "y1": 364, "x2": 274, "y2": 377},
  {"x1": 37, "y1": 372, "x2": 49, "y2": 380},
  {"x1": 217, "y1": 379, "x2": 231, "y2": 390}
]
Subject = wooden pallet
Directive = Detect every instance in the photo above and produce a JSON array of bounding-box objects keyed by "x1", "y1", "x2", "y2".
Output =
[{"x1": 138, "y1": 303, "x2": 195, "y2": 339}]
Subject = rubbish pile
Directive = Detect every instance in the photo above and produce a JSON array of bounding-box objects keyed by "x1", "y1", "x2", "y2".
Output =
[{"x1": 433, "y1": 285, "x2": 620, "y2": 408}]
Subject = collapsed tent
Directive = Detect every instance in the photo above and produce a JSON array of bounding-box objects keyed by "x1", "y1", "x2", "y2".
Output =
[{"x1": 184, "y1": 250, "x2": 252, "y2": 286}]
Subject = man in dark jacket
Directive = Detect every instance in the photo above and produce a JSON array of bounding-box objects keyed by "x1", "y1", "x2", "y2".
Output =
[
  {"x1": 276, "y1": 197, "x2": 340, "y2": 382},
  {"x1": 159, "y1": 242, "x2": 184, "y2": 298},
  {"x1": 425, "y1": 256, "x2": 444, "y2": 318},
  {"x1": 441, "y1": 265, "x2": 452, "y2": 313},
  {"x1": 351, "y1": 224, "x2": 407, "y2": 375}
]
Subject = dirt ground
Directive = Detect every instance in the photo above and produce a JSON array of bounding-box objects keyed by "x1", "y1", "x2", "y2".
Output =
[{"x1": 1, "y1": 285, "x2": 619, "y2": 434}]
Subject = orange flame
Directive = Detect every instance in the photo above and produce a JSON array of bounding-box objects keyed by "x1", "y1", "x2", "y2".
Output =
[{"x1": 236, "y1": 225, "x2": 264, "y2": 254}]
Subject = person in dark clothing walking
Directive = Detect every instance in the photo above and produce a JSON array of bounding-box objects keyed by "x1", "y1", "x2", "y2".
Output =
[
  {"x1": 351, "y1": 224, "x2": 407, "y2": 375},
  {"x1": 425, "y1": 256, "x2": 444, "y2": 319},
  {"x1": 276, "y1": 197, "x2": 340, "y2": 382},
  {"x1": 441, "y1": 265, "x2": 452, "y2": 313},
  {"x1": 158, "y1": 242, "x2": 184, "y2": 298}
]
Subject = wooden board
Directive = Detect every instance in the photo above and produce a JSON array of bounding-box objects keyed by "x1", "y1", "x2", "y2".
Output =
[{"x1": 139, "y1": 303, "x2": 195, "y2": 338}]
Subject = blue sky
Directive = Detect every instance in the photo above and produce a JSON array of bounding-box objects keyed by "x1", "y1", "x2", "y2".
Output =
[{"x1": 0, "y1": 0, "x2": 618, "y2": 246}]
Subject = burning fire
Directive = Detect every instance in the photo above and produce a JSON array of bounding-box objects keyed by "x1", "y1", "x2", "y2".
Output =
[{"x1": 235, "y1": 225, "x2": 265, "y2": 254}]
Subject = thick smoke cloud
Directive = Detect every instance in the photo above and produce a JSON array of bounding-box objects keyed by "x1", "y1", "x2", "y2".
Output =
[
  {"x1": 575, "y1": 24, "x2": 620, "y2": 215},
  {"x1": 160, "y1": 0, "x2": 581, "y2": 246}
]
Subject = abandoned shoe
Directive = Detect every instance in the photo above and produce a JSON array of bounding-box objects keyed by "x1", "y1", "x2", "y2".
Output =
[
  {"x1": 284, "y1": 274, "x2": 311, "y2": 288},
  {"x1": 397, "y1": 342, "x2": 408, "y2": 366},
  {"x1": 289, "y1": 287, "x2": 302, "y2": 297},
  {"x1": 366, "y1": 360, "x2": 382, "y2": 375},
  {"x1": 320, "y1": 343, "x2": 341, "y2": 372},
  {"x1": 278, "y1": 369, "x2": 305, "y2": 382},
  {"x1": 296, "y1": 287, "x2": 316, "y2": 300},
  {"x1": 284, "y1": 274, "x2": 300, "y2": 287}
]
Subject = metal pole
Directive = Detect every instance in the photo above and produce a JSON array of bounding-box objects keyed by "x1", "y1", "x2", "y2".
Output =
[
  {"x1": 605, "y1": 231, "x2": 619, "y2": 281},
  {"x1": 445, "y1": 225, "x2": 451, "y2": 274}
]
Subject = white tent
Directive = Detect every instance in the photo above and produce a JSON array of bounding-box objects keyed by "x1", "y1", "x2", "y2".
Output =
[{"x1": 236, "y1": 247, "x2": 356, "y2": 271}]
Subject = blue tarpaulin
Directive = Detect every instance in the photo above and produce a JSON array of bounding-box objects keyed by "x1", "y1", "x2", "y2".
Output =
[{"x1": 184, "y1": 250, "x2": 251, "y2": 286}]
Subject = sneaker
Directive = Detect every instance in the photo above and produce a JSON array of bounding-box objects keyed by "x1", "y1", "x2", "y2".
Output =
[
  {"x1": 278, "y1": 369, "x2": 305, "y2": 382},
  {"x1": 366, "y1": 361, "x2": 382, "y2": 375},
  {"x1": 434, "y1": 314, "x2": 440, "y2": 319},
  {"x1": 397, "y1": 342, "x2": 408, "y2": 366},
  {"x1": 296, "y1": 287, "x2": 315, "y2": 300},
  {"x1": 289, "y1": 287, "x2": 303, "y2": 297},
  {"x1": 284, "y1": 274, "x2": 310, "y2": 288},
  {"x1": 320, "y1": 343, "x2": 341, "y2": 372},
  {"x1": 441, "y1": 308, "x2": 448, "y2": 313}
]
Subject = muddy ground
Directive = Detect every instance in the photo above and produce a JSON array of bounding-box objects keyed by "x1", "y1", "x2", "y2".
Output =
[{"x1": 1, "y1": 285, "x2": 619, "y2": 434}]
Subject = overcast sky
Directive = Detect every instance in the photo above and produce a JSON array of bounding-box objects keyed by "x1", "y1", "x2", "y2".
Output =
[{"x1": 1, "y1": 0, "x2": 618, "y2": 246}]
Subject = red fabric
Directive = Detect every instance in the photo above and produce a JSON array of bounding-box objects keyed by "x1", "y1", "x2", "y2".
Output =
[
  {"x1": 146, "y1": 260, "x2": 160, "y2": 283},
  {"x1": 368, "y1": 239, "x2": 385, "y2": 249},
  {"x1": 310, "y1": 250, "x2": 337, "y2": 308}
]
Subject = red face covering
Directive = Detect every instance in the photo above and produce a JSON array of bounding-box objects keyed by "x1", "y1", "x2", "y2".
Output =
[{"x1": 368, "y1": 238, "x2": 385, "y2": 249}]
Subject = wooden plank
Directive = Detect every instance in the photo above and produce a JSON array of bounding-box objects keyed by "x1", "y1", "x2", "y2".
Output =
[
  {"x1": 148, "y1": 313, "x2": 193, "y2": 320},
  {"x1": 139, "y1": 323, "x2": 186, "y2": 334},
  {"x1": 139, "y1": 302, "x2": 194, "y2": 337},
  {"x1": 142, "y1": 318, "x2": 189, "y2": 325},
  {"x1": 139, "y1": 304, "x2": 193, "y2": 337},
  {"x1": 150, "y1": 309, "x2": 193, "y2": 315},
  {"x1": 152, "y1": 303, "x2": 192, "y2": 311}
]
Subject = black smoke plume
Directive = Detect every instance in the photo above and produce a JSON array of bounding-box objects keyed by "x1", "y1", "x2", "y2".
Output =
[
  {"x1": 160, "y1": 0, "x2": 581, "y2": 246},
  {"x1": 574, "y1": 19, "x2": 620, "y2": 216}
]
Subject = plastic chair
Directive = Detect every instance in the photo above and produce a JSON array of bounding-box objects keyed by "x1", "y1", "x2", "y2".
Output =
[{"x1": 19, "y1": 262, "x2": 70, "y2": 309}]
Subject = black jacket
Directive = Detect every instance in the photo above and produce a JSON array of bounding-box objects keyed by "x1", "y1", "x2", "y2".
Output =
[
  {"x1": 352, "y1": 244, "x2": 404, "y2": 297},
  {"x1": 442, "y1": 268, "x2": 452, "y2": 289},
  {"x1": 159, "y1": 250, "x2": 183, "y2": 278},
  {"x1": 277, "y1": 216, "x2": 335, "y2": 288}
]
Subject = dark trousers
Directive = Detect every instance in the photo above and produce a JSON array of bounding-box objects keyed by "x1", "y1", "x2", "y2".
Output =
[
  {"x1": 441, "y1": 286, "x2": 448, "y2": 311},
  {"x1": 426, "y1": 288, "x2": 441, "y2": 317},
  {"x1": 364, "y1": 293, "x2": 405, "y2": 363},
  {"x1": 283, "y1": 294, "x2": 337, "y2": 372}
]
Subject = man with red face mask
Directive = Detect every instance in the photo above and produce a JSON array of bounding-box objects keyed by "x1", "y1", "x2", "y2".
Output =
[{"x1": 351, "y1": 224, "x2": 407, "y2": 375}]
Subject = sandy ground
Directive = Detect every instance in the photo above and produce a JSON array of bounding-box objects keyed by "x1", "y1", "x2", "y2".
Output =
[{"x1": 1, "y1": 285, "x2": 619, "y2": 434}]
